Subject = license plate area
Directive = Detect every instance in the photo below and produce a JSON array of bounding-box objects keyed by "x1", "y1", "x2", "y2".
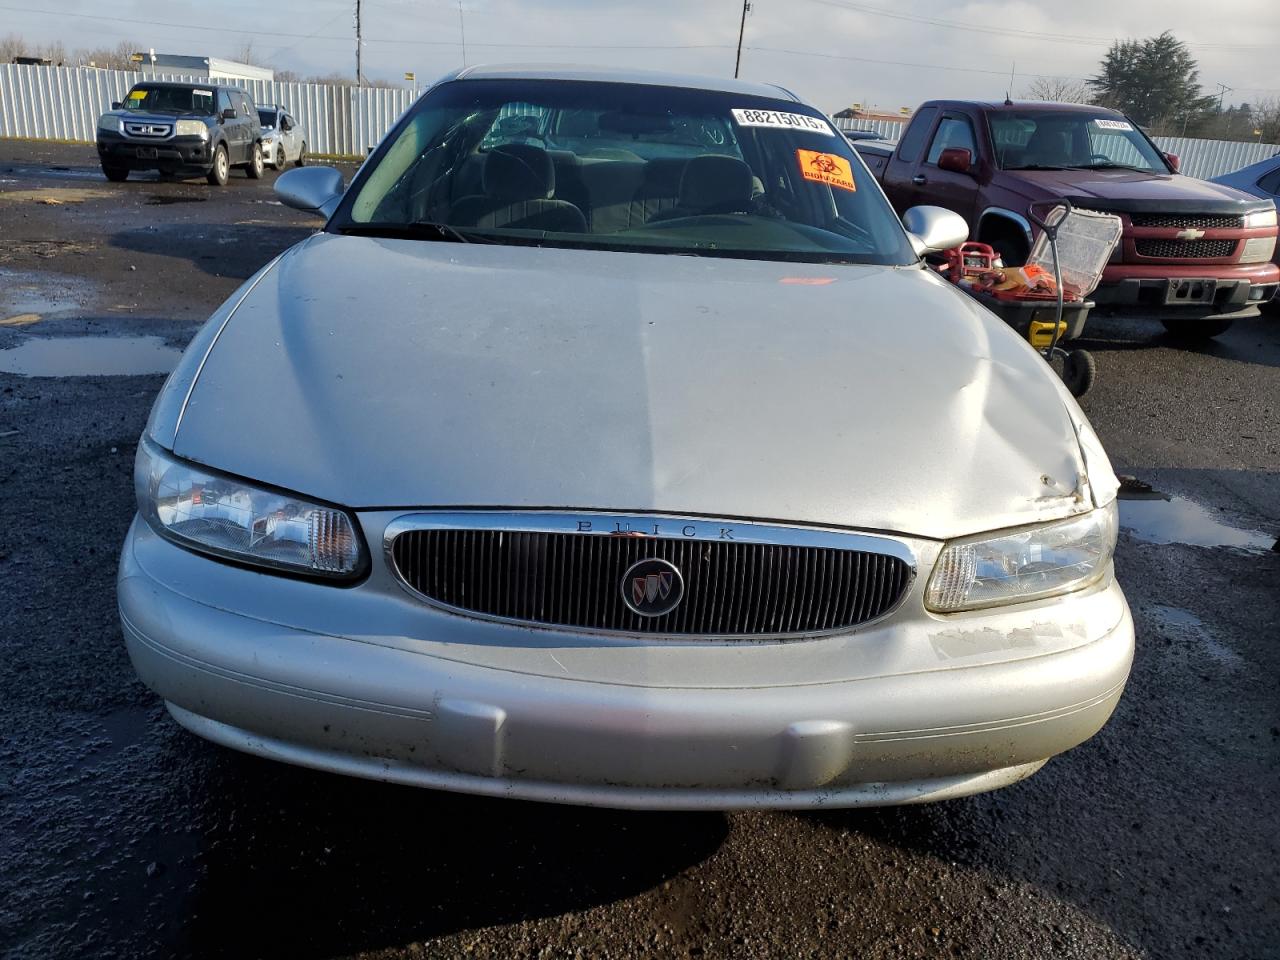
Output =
[
  {"x1": 135, "y1": 147, "x2": 159, "y2": 160},
  {"x1": 1166, "y1": 278, "x2": 1216, "y2": 305}
]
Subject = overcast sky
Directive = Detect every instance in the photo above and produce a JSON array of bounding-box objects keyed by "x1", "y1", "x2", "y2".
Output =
[{"x1": 5, "y1": 0, "x2": 1279, "y2": 111}]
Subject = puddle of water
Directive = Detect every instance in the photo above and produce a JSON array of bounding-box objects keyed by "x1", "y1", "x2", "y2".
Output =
[
  {"x1": 0, "y1": 267, "x2": 94, "y2": 316},
  {"x1": 0, "y1": 335, "x2": 181, "y2": 376},
  {"x1": 1119, "y1": 494, "x2": 1275, "y2": 553}
]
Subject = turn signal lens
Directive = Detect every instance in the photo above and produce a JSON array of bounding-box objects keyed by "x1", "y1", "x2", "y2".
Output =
[
  {"x1": 926, "y1": 502, "x2": 1117, "y2": 612},
  {"x1": 1241, "y1": 236, "x2": 1277, "y2": 264},
  {"x1": 135, "y1": 439, "x2": 365, "y2": 579},
  {"x1": 1243, "y1": 209, "x2": 1277, "y2": 229}
]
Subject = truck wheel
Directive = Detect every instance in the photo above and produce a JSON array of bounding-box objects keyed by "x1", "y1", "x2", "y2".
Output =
[
  {"x1": 246, "y1": 143, "x2": 265, "y2": 180},
  {"x1": 207, "y1": 144, "x2": 229, "y2": 186},
  {"x1": 1161, "y1": 317, "x2": 1234, "y2": 341},
  {"x1": 102, "y1": 165, "x2": 129, "y2": 182}
]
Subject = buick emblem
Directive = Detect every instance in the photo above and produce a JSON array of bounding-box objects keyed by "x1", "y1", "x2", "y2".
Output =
[{"x1": 620, "y1": 557, "x2": 684, "y2": 618}]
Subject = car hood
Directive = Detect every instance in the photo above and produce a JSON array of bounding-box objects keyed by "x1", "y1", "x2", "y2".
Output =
[
  {"x1": 163, "y1": 234, "x2": 1107, "y2": 540},
  {"x1": 1004, "y1": 169, "x2": 1272, "y2": 214}
]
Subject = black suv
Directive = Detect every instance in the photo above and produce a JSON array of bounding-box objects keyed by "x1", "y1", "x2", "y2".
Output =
[{"x1": 96, "y1": 82, "x2": 265, "y2": 185}]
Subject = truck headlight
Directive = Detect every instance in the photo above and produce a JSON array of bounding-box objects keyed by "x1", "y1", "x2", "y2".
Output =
[
  {"x1": 97, "y1": 115, "x2": 122, "y2": 134},
  {"x1": 1244, "y1": 208, "x2": 1277, "y2": 229},
  {"x1": 175, "y1": 120, "x2": 209, "y2": 138},
  {"x1": 925, "y1": 502, "x2": 1117, "y2": 612},
  {"x1": 135, "y1": 439, "x2": 366, "y2": 579}
]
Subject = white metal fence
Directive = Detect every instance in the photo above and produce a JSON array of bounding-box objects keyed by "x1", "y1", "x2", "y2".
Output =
[
  {"x1": 0, "y1": 63, "x2": 416, "y2": 157},
  {"x1": 3, "y1": 62, "x2": 1279, "y2": 176}
]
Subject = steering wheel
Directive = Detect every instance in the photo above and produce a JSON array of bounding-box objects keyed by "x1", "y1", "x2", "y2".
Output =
[{"x1": 1089, "y1": 153, "x2": 1112, "y2": 164}]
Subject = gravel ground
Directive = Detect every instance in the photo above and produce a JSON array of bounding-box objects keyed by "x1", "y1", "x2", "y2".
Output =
[{"x1": 1, "y1": 140, "x2": 1277, "y2": 960}]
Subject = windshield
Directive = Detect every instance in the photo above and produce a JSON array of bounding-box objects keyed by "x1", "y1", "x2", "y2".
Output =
[
  {"x1": 122, "y1": 85, "x2": 215, "y2": 116},
  {"x1": 258, "y1": 108, "x2": 278, "y2": 128},
  {"x1": 990, "y1": 111, "x2": 1168, "y2": 173},
  {"x1": 334, "y1": 79, "x2": 916, "y2": 265}
]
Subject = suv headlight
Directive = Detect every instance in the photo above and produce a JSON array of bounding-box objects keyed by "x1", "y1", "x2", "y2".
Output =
[
  {"x1": 925, "y1": 502, "x2": 1117, "y2": 612},
  {"x1": 175, "y1": 120, "x2": 209, "y2": 138},
  {"x1": 135, "y1": 439, "x2": 366, "y2": 579},
  {"x1": 1244, "y1": 208, "x2": 1277, "y2": 229},
  {"x1": 98, "y1": 115, "x2": 122, "y2": 134}
]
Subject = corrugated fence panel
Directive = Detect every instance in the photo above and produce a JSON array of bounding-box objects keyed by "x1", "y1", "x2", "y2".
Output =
[
  {"x1": 3, "y1": 63, "x2": 1278, "y2": 171},
  {"x1": 1151, "y1": 136, "x2": 1280, "y2": 180}
]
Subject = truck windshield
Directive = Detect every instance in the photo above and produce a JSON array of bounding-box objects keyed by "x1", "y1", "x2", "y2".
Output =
[
  {"x1": 990, "y1": 111, "x2": 1168, "y2": 173},
  {"x1": 334, "y1": 78, "x2": 916, "y2": 266},
  {"x1": 122, "y1": 86, "x2": 215, "y2": 116}
]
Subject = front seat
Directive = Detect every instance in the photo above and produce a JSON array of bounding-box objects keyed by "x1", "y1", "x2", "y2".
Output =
[
  {"x1": 450, "y1": 144, "x2": 586, "y2": 232},
  {"x1": 648, "y1": 155, "x2": 755, "y2": 222}
]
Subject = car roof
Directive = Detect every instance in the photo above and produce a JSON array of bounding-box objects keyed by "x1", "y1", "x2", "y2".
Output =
[
  {"x1": 452, "y1": 64, "x2": 801, "y2": 101},
  {"x1": 133, "y1": 80, "x2": 242, "y2": 92},
  {"x1": 921, "y1": 99, "x2": 1123, "y2": 115}
]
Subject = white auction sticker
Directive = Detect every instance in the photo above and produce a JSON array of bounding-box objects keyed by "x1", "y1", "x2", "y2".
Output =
[
  {"x1": 731, "y1": 109, "x2": 835, "y2": 136},
  {"x1": 1092, "y1": 118, "x2": 1134, "y2": 131}
]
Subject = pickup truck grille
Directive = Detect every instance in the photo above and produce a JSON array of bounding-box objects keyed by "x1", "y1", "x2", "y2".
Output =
[
  {"x1": 388, "y1": 523, "x2": 913, "y2": 637},
  {"x1": 1135, "y1": 238, "x2": 1237, "y2": 259},
  {"x1": 1130, "y1": 213, "x2": 1245, "y2": 230}
]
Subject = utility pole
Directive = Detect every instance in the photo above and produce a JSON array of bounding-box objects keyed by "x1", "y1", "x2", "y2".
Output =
[
  {"x1": 1215, "y1": 82, "x2": 1232, "y2": 112},
  {"x1": 734, "y1": 1, "x2": 750, "y2": 79},
  {"x1": 458, "y1": 0, "x2": 468, "y2": 67},
  {"x1": 355, "y1": 0, "x2": 363, "y2": 86}
]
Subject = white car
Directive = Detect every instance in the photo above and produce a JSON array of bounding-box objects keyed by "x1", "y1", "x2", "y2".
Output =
[
  {"x1": 256, "y1": 104, "x2": 306, "y2": 170},
  {"x1": 119, "y1": 66, "x2": 1133, "y2": 810}
]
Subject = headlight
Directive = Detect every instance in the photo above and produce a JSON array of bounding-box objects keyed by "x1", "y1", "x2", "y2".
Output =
[
  {"x1": 175, "y1": 120, "x2": 209, "y2": 138},
  {"x1": 925, "y1": 502, "x2": 1117, "y2": 612},
  {"x1": 1244, "y1": 208, "x2": 1277, "y2": 229},
  {"x1": 97, "y1": 115, "x2": 122, "y2": 134},
  {"x1": 135, "y1": 439, "x2": 366, "y2": 579}
]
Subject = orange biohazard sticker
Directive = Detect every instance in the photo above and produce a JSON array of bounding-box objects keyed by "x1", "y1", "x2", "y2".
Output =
[{"x1": 797, "y1": 150, "x2": 856, "y2": 192}]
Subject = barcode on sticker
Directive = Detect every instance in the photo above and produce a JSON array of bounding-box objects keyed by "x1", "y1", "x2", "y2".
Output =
[
  {"x1": 1093, "y1": 119, "x2": 1133, "y2": 131},
  {"x1": 731, "y1": 109, "x2": 834, "y2": 136}
]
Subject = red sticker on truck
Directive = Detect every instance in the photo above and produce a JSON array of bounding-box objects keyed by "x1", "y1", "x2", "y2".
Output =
[{"x1": 797, "y1": 150, "x2": 856, "y2": 191}]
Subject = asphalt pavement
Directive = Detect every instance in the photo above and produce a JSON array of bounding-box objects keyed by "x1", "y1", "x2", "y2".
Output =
[{"x1": 1, "y1": 140, "x2": 1277, "y2": 960}]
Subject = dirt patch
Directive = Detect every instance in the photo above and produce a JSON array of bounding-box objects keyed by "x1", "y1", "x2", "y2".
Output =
[
  {"x1": 0, "y1": 239, "x2": 98, "y2": 262},
  {"x1": 0, "y1": 186, "x2": 115, "y2": 204}
]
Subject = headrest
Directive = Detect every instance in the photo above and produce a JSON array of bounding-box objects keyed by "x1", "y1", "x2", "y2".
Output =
[
  {"x1": 483, "y1": 144, "x2": 555, "y2": 201},
  {"x1": 678, "y1": 155, "x2": 754, "y2": 211}
]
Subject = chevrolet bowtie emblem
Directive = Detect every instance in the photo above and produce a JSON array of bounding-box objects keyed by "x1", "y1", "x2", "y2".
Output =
[{"x1": 1175, "y1": 228, "x2": 1206, "y2": 240}]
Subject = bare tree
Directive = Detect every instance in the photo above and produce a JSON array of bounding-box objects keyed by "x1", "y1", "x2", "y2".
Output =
[
  {"x1": 1, "y1": 33, "x2": 29, "y2": 61},
  {"x1": 1022, "y1": 76, "x2": 1091, "y2": 104},
  {"x1": 73, "y1": 40, "x2": 140, "y2": 70}
]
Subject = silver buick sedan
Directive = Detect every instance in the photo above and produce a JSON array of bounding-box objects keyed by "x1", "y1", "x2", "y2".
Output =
[{"x1": 119, "y1": 66, "x2": 1133, "y2": 809}]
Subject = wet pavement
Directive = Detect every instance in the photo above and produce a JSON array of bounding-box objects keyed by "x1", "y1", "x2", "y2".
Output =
[{"x1": 1, "y1": 140, "x2": 1278, "y2": 960}]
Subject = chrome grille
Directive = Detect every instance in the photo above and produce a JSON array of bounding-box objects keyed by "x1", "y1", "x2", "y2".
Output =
[
  {"x1": 1135, "y1": 238, "x2": 1237, "y2": 259},
  {"x1": 1130, "y1": 213, "x2": 1244, "y2": 229},
  {"x1": 124, "y1": 122, "x2": 172, "y2": 139},
  {"x1": 387, "y1": 515, "x2": 914, "y2": 637}
]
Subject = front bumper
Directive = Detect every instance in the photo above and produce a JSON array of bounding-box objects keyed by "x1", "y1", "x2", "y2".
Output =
[
  {"x1": 118, "y1": 516, "x2": 1134, "y2": 810},
  {"x1": 96, "y1": 133, "x2": 213, "y2": 172},
  {"x1": 1093, "y1": 262, "x2": 1280, "y2": 321}
]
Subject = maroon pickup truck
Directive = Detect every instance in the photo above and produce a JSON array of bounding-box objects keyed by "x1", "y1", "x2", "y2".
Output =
[{"x1": 855, "y1": 100, "x2": 1280, "y2": 339}]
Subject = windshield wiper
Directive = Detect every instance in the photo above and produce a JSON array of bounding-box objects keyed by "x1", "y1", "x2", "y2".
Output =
[
  {"x1": 1064, "y1": 162, "x2": 1153, "y2": 172},
  {"x1": 335, "y1": 221, "x2": 492, "y2": 243}
]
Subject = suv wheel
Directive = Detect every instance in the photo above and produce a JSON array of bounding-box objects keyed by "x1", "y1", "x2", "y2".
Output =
[
  {"x1": 295, "y1": 142, "x2": 307, "y2": 167},
  {"x1": 207, "y1": 144, "x2": 230, "y2": 186},
  {"x1": 273, "y1": 145, "x2": 287, "y2": 171},
  {"x1": 1161, "y1": 317, "x2": 1234, "y2": 341},
  {"x1": 102, "y1": 165, "x2": 129, "y2": 183},
  {"x1": 246, "y1": 143, "x2": 265, "y2": 180}
]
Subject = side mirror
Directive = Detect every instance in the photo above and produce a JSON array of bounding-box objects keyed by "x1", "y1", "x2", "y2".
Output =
[
  {"x1": 902, "y1": 205, "x2": 970, "y2": 256},
  {"x1": 221, "y1": 108, "x2": 236, "y2": 121},
  {"x1": 276, "y1": 166, "x2": 345, "y2": 218},
  {"x1": 937, "y1": 147, "x2": 973, "y2": 174},
  {"x1": 110, "y1": 101, "x2": 121, "y2": 110},
  {"x1": 1164, "y1": 152, "x2": 1180, "y2": 173}
]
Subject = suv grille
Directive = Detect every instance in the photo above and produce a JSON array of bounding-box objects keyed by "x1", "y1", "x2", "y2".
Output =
[
  {"x1": 124, "y1": 121, "x2": 173, "y2": 139},
  {"x1": 1130, "y1": 213, "x2": 1244, "y2": 229},
  {"x1": 389, "y1": 523, "x2": 913, "y2": 637},
  {"x1": 1135, "y1": 238, "x2": 1237, "y2": 259}
]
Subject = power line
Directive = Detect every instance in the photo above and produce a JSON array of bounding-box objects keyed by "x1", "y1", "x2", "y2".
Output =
[{"x1": 796, "y1": 0, "x2": 1268, "y2": 50}]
